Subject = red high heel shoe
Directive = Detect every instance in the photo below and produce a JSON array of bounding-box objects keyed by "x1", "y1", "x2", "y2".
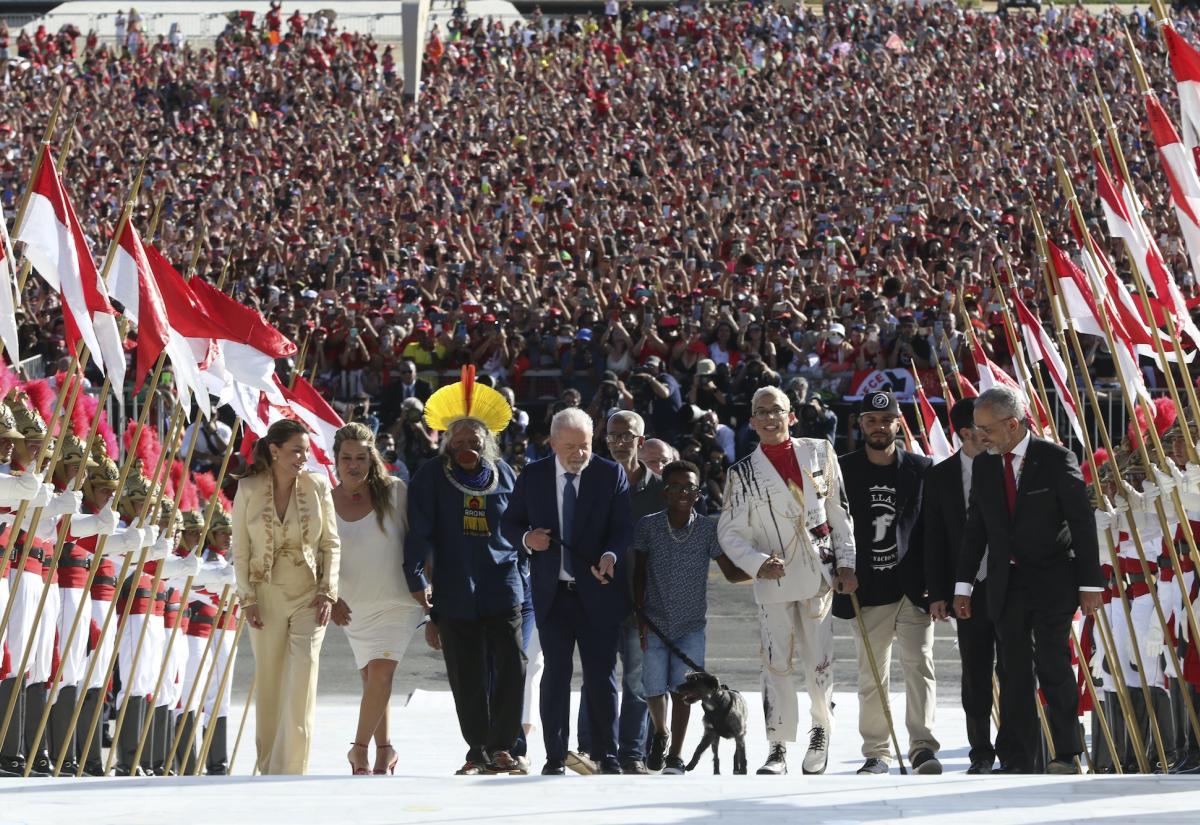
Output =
[
  {"x1": 374, "y1": 743, "x2": 398, "y2": 775},
  {"x1": 348, "y1": 743, "x2": 371, "y2": 775}
]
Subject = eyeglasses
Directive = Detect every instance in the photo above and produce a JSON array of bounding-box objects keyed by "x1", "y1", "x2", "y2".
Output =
[
  {"x1": 665, "y1": 483, "x2": 701, "y2": 496},
  {"x1": 751, "y1": 407, "x2": 790, "y2": 420},
  {"x1": 605, "y1": 432, "x2": 639, "y2": 444},
  {"x1": 974, "y1": 416, "x2": 1015, "y2": 436}
]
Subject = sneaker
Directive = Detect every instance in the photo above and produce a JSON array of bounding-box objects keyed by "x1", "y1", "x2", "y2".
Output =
[
  {"x1": 484, "y1": 750, "x2": 521, "y2": 774},
  {"x1": 621, "y1": 760, "x2": 650, "y2": 775},
  {"x1": 513, "y1": 755, "x2": 531, "y2": 775},
  {"x1": 756, "y1": 743, "x2": 787, "y2": 775},
  {"x1": 565, "y1": 750, "x2": 597, "y2": 775},
  {"x1": 647, "y1": 733, "x2": 670, "y2": 773},
  {"x1": 857, "y1": 757, "x2": 888, "y2": 775},
  {"x1": 802, "y1": 726, "x2": 828, "y2": 775},
  {"x1": 455, "y1": 761, "x2": 485, "y2": 775},
  {"x1": 912, "y1": 749, "x2": 942, "y2": 775},
  {"x1": 662, "y1": 755, "x2": 686, "y2": 775}
]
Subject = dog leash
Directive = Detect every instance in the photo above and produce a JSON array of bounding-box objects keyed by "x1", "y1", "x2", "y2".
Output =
[{"x1": 551, "y1": 535, "x2": 711, "y2": 677}]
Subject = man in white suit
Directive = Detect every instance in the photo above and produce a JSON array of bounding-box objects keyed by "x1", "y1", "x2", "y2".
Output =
[{"x1": 718, "y1": 386, "x2": 856, "y2": 776}]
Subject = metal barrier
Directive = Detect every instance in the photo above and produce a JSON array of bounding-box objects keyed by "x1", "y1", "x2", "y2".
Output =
[{"x1": 16, "y1": 354, "x2": 44, "y2": 379}]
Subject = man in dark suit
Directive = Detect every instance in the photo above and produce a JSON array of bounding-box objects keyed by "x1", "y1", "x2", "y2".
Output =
[
  {"x1": 501, "y1": 407, "x2": 633, "y2": 775},
  {"x1": 925, "y1": 398, "x2": 1010, "y2": 774},
  {"x1": 379, "y1": 359, "x2": 433, "y2": 429},
  {"x1": 835, "y1": 391, "x2": 938, "y2": 775},
  {"x1": 954, "y1": 387, "x2": 1103, "y2": 774}
]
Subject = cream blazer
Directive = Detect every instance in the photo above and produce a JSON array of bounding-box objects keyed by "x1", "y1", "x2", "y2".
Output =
[
  {"x1": 232, "y1": 470, "x2": 341, "y2": 607},
  {"x1": 717, "y1": 437, "x2": 855, "y2": 605}
]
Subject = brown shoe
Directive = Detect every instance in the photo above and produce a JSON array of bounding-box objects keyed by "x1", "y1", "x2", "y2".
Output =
[
  {"x1": 485, "y1": 751, "x2": 522, "y2": 774},
  {"x1": 455, "y1": 761, "x2": 485, "y2": 775},
  {"x1": 566, "y1": 750, "x2": 597, "y2": 775}
]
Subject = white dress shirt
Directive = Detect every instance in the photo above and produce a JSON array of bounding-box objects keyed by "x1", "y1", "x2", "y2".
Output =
[
  {"x1": 523, "y1": 456, "x2": 617, "y2": 581},
  {"x1": 960, "y1": 451, "x2": 988, "y2": 585}
]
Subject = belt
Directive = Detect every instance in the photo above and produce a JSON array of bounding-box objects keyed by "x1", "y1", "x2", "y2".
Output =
[
  {"x1": 94, "y1": 575, "x2": 116, "y2": 587},
  {"x1": 126, "y1": 587, "x2": 153, "y2": 600},
  {"x1": 189, "y1": 614, "x2": 215, "y2": 627},
  {"x1": 10, "y1": 546, "x2": 44, "y2": 563},
  {"x1": 558, "y1": 579, "x2": 577, "y2": 592},
  {"x1": 59, "y1": 557, "x2": 91, "y2": 570},
  {"x1": 1125, "y1": 572, "x2": 1149, "y2": 584}
]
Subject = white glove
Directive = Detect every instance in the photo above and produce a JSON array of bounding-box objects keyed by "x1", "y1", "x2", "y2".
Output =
[
  {"x1": 96, "y1": 502, "x2": 117, "y2": 536},
  {"x1": 46, "y1": 489, "x2": 82, "y2": 518},
  {"x1": 162, "y1": 552, "x2": 202, "y2": 581},
  {"x1": 148, "y1": 535, "x2": 173, "y2": 561},
  {"x1": 1151, "y1": 466, "x2": 1178, "y2": 497},
  {"x1": 1139, "y1": 480, "x2": 1162, "y2": 506},
  {"x1": 140, "y1": 524, "x2": 160, "y2": 550},
  {"x1": 1186, "y1": 463, "x2": 1200, "y2": 493},
  {"x1": 196, "y1": 558, "x2": 236, "y2": 589},
  {"x1": 1095, "y1": 506, "x2": 1115, "y2": 533},
  {"x1": 0, "y1": 470, "x2": 45, "y2": 503},
  {"x1": 102, "y1": 524, "x2": 143, "y2": 555},
  {"x1": 1142, "y1": 611, "x2": 1166, "y2": 664},
  {"x1": 1113, "y1": 493, "x2": 1132, "y2": 517},
  {"x1": 27, "y1": 483, "x2": 53, "y2": 510}
]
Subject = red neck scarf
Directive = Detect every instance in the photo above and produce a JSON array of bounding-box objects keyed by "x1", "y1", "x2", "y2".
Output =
[{"x1": 761, "y1": 439, "x2": 803, "y2": 491}]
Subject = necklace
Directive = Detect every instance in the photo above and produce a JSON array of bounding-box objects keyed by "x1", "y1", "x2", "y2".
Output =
[{"x1": 667, "y1": 513, "x2": 696, "y2": 544}]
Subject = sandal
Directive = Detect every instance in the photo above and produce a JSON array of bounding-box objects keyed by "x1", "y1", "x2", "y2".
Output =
[
  {"x1": 374, "y1": 743, "x2": 398, "y2": 775},
  {"x1": 348, "y1": 742, "x2": 371, "y2": 776}
]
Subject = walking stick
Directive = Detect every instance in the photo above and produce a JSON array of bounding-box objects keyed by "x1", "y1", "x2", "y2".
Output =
[
  {"x1": 227, "y1": 672, "x2": 256, "y2": 776},
  {"x1": 849, "y1": 591, "x2": 907, "y2": 775}
]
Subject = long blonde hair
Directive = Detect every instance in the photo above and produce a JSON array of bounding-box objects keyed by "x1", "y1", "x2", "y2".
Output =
[{"x1": 333, "y1": 422, "x2": 395, "y2": 529}]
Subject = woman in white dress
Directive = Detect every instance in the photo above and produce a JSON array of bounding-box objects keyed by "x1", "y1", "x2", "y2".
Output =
[{"x1": 330, "y1": 422, "x2": 420, "y2": 775}]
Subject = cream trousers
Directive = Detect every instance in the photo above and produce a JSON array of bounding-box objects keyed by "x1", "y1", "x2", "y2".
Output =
[{"x1": 249, "y1": 555, "x2": 326, "y2": 775}]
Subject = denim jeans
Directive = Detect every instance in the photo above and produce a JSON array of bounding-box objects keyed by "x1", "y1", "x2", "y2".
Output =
[{"x1": 577, "y1": 617, "x2": 649, "y2": 763}]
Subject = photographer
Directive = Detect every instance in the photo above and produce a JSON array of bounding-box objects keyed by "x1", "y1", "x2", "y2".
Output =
[
  {"x1": 390, "y1": 396, "x2": 439, "y2": 475},
  {"x1": 795, "y1": 397, "x2": 838, "y2": 444},
  {"x1": 884, "y1": 314, "x2": 933, "y2": 371},
  {"x1": 687, "y1": 360, "x2": 728, "y2": 417},
  {"x1": 628, "y1": 356, "x2": 682, "y2": 443}
]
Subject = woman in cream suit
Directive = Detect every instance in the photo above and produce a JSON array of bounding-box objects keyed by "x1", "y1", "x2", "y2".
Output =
[{"x1": 233, "y1": 419, "x2": 341, "y2": 775}]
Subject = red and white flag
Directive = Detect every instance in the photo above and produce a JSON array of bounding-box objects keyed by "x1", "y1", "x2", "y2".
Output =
[
  {"x1": 916, "y1": 386, "x2": 952, "y2": 462},
  {"x1": 1163, "y1": 26, "x2": 1200, "y2": 156},
  {"x1": 188, "y1": 277, "x2": 296, "y2": 399},
  {"x1": 1012, "y1": 290, "x2": 1084, "y2": 446},
  {"x1": 967, "y1": 332, "x2": 1053, "y2": 436},
  {"x1": 109, "y1": 220, "x2": 211, "y2": 416},
  {"x1": 1092, "y1": 147, "x2": 1200, "y2": 348},
  {"x1": 899, "y1": 415, "x2": 927, "y2": 459},
  {"x1": 238, "y1": 375, "x2": 344, "y2": 481},
  {"x1": 1048, "y1": 240, "x2": 1152, "y2": 405},
  {"x1": 15, "y1": 147, "x2": 124, "y2": 389},
  {"x1": 1144, "y1": 93, "x2": 1200, "y2": 289},
  {"x1": 0, "y1": 198, "x2": 21, "y2": 361}
]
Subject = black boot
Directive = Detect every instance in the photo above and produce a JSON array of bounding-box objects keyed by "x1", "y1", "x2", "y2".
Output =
[
  {"x1": 0, "y1": 678, "x2": 24, "y2": 776},
  {"x1": 23, "y1": 683, "x2": 51, "y2": 776},
  {"x1": 47, "y1": 685, "x2": 78, "y2": 776},
  {"x1": 151, "y1": 705, "x2": 173, "y2": 775},
  {"x1": 175, "y1": 711, "x2": 199, "y2": 775},
  {"x1": 205, "y1": 716, "x2": 228, "y2": 775},
  {"x1": 114, "y1": 695, "x2": 148, "y2": 776},
  {"x1": 77, "y1": 688, "x2": 105, "y2": 775}
]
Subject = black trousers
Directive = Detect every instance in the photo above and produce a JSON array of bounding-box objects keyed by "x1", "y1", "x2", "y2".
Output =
[
  {"x1": 438, "y1": 606, "x2": 526, "y2": 763},
  {"x1": 995, "y1": 569, "x2": 1081, "y2": 770},
  {"x1": 958, "y1": 580, "x2": 1006, "y2": 765}
]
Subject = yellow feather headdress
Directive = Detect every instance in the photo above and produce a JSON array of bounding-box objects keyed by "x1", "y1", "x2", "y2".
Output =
[{"x1": 423, "y1": 365, "x2": 513, "y2": 434}]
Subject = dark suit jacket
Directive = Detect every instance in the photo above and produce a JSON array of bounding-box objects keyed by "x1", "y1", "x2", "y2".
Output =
[
  {"x1": 379, "y1": 378, "x2": 434, "y2": 428},
  {"x1": 957, "y1": 436, "x2": 1103, "y2": 621},
  {"x1": 833, "y1": 447, "x2": 932, "y2": 619},
  {"x1": 501, "y1": 454, "x2": 633, "y2": 626},
  {"x1": 924, "y1": 451, "x2": 970, "y2": 606}
]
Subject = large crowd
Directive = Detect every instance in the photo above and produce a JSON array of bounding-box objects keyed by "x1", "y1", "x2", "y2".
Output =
[{"x1": 0, "y1": 1, "x2": 1197, "y2": 490}]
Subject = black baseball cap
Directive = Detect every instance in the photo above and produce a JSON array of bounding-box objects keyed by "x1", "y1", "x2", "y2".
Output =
[{"x1": 860, "y1": 391, "x2": 901, "y2": 417}]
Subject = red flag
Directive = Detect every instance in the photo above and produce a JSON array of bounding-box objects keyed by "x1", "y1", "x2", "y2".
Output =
[{"x1": 110, "y1": 221, "x2": 170, "y2": 393}]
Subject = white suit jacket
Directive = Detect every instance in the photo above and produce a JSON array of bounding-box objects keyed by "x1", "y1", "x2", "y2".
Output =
[{"x1": 718, "y1": 437, "x2": 855, "y2": 605}]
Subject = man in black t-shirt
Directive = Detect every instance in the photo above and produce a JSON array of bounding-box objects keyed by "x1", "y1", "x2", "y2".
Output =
[{"x1": 836, "y1": 391, "x2": 939, "y2": 776}]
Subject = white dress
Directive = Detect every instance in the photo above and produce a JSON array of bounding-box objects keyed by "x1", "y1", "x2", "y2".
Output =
[{"x1": 336, "y1": 483, "x2": 421, "y2": 670}]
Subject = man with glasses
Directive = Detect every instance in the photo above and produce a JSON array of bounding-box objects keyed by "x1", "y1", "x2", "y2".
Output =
[
  {"x1": 572, "y1": 411, "x2": 662, "y2": 774},
  {"x1": 835, "y1": 391, "x2": 939, "y2": 775},
  {"x1": 718, "y1": 386, "x2": 857, "y2": 775},
  {"x1": 633, "y1": 460, "x2": 749, "y2": 774},
  {"x1": 953, "y1": 387, "x2": 1103, "y2": 774}
]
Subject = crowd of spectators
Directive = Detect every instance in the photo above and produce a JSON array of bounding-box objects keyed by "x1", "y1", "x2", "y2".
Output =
[{"x1": 1, "y1": 0, "x2": 1198, "y2": 506}]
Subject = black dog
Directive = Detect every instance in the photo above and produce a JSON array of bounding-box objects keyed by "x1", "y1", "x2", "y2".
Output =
[{"x1": 677, "y1": 671, "x2": 748, "y2": 775}]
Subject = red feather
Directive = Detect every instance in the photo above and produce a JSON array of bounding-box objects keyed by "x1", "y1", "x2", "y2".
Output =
[
  {"x1": 0, "y1": 362, "x2": 19, "y2": 399},
  {"x1": 22, "y1": 379, "x2": 56, "y2": 429},
  {"x1": 123, "y1": 420, "x2": 162, "y2": 477},
  {"x1": 194, "y1": 470, "x2": 218, "y2": 503},
  {"x1": 74, "y1": 392, "x2": 119, "y2": 459},
  {"x1": 461, "y1": 364, "x2": 475, "y2": 418}
]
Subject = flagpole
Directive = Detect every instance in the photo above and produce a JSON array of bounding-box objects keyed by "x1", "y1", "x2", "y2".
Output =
[
  {"x1": 990, "y1": 266, "x2": 1060, "y2": 444},
  {"x1": 167, "y1": 585, "x2": 233, "y2": 773},
  {"x1": 102, "y1": 406, "x2": 190, "y2": 774},
  {"x1": 147, "y1": 191, "x2": 167, "y2": 242},
  {"x1": 185, "y1": 219, "x2": 205, "y2": 280},
  {"x1": 1039, "y1": 196, "x2": 1172, "y2": 770},
  {"x1": 227, "y1": 672, "x2": 255, "y2": 775},
  {"x1": 1033, "y1": 209, "x2": 1153, "y2": 772},
  {"x1": 130, "y1": 417, "x2": 241, "y2": 772},
  {"x1": 906, "y1": 363, "x2": 937, "y2": 453},
  {"x1": 58, "y1": 352, "x2": 173, "y2": 775},
  {"x1": 195, "y1": 614, "x2": 247, "y2": 773},
  {"x1": 0, "y1": 369, "x2": 88, "y2": 749},
  {"x1": 18, "y1": 372, "x2": 117, "y2": 775},
  {"x1": 104, "y1": 400, "x2": 200, "y2": 773}
]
